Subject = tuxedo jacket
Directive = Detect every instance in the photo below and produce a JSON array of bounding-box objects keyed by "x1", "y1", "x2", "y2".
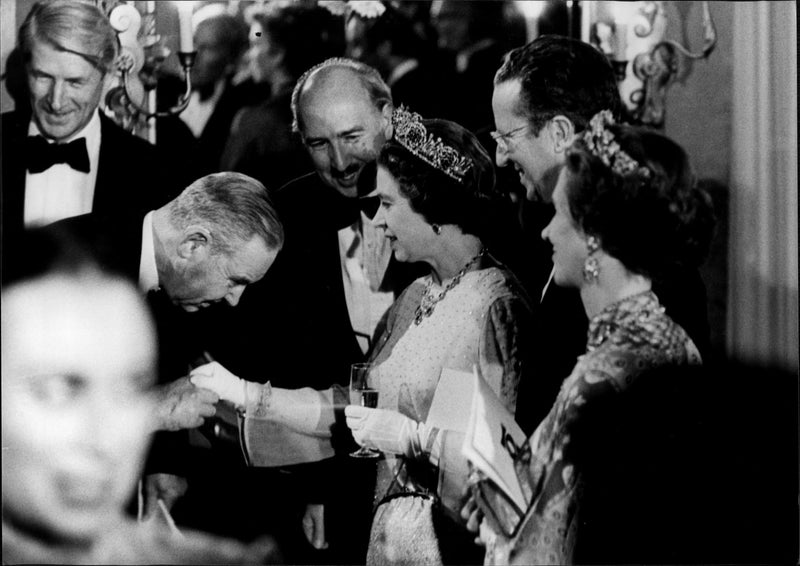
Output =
[
  {"x1": 1, "y1": 110, "x2": 182, "y2": 255},
  {"x1": 51, "y1": 212, "x2": 209, "y2": 477}
]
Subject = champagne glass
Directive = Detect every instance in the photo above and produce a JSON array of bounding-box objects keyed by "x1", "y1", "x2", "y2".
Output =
[{"x1": 349, "y1": 362, "x2": 381, "y2": 458}]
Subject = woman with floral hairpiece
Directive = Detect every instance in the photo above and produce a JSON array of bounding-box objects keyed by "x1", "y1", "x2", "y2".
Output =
[
  {"x1": 189, "y1": 108, "x2": 533, "y2": 565},
  {"x1": 466, "y1": 111, "x2": 715, "y2": 565}
]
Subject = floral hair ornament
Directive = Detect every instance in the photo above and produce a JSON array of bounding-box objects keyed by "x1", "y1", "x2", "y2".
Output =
[
  {"x1": 318, "y1": 1, "x2": 386, "y2": 18},
  {"x1": 391, "y1": 106, "x2": 474, "y2": 183},
  {"x1": 583, "y1": 110, "x2": 651, "y2": 178}
]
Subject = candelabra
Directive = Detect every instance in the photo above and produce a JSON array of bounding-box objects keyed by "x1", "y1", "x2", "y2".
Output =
[
  {"x1": 103, "y1": 2, "x2": 197, "y2": 140},
  {"x1": 588, "y1": 1, "x2": 717, "y2": 128}
]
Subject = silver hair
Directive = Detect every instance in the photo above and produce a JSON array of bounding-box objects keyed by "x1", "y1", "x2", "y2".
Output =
[
  {"x1": 168, "y1": 172, "x2": 284, "y2": 255},
  {"x1": 18, "y1": 0, "x2": 119, "y2": 74}
]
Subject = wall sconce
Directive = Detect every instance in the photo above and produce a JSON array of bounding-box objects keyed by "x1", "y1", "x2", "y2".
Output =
[
  {"x1": 588, "y1": 1, "x2": 717, "y2": 128},
  {"x1": 100, "y1": 2, "x2": 197, "y2": 140}
]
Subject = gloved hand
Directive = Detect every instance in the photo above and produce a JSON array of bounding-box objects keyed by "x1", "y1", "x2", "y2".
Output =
[
  {"x1": 345, "y1": 405, "x2": 430, "y2": 458},
  {"x1": 190, "y1": 361, "x2": 246, "y2": 407}
]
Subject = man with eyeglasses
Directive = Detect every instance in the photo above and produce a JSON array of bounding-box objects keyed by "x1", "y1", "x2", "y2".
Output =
[{"x1": 490, "y1": 35, "x2": 711, "y2": 435}]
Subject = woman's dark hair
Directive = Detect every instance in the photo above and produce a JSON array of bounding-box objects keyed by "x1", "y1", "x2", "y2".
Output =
[
  {"x1": 563, "y1": 124, "x2": 715, "y2": 282},
  {"x1": 254, "y1": 4, "x2": 343, "y2": 81},
  {"x1": 377, "y1": 118, "x2": 499, "y2": 238}
]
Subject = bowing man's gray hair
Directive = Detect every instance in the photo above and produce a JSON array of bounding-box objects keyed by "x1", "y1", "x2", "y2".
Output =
[
  {"x1": 18, "y1": 0, "x2": 119, "y2": 75},
  {"x1": 168, "y1": 172, "x2": 284, "y2": 255},
  {"x1": 290, "y1": 57, "x2": 393, "y2": 134}
]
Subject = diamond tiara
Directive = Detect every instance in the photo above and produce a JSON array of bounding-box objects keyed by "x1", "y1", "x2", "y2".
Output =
[
  {"x1": 391, "y1": 106, "x2": 473, "y2": 183},
  {"x1": 582, "y1": 110, "x2": 651, "y2": 178}
]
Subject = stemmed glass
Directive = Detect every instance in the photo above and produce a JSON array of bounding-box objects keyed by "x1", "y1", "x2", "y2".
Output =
[{"x1": 349, "y1": 362, "x2": 381, "y2": 459}]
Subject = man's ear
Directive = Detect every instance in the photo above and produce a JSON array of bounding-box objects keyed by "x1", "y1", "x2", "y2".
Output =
[
  {"x1": 381, "y1": 103, "x2": 394, "y2": 139},
  {"x1": 177, "y1": 225, "x2": 213, "y2": 260},
  {"x1": 101, "y1": 71, "x2": 116, "y2": 99},
  {"x1": 549, "y1": 115, "x2": 577, "y2": 154}
]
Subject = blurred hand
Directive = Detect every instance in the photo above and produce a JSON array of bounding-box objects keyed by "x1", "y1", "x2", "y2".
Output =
[
  {"x1": 142, "y1": 473, "x2": 188, "y2": 520},
  {"x1": 461, "y1": 487, "x2": 485, "y2": 546},
  {"x1": 155, "y1": 376, "x2": 218, "y2": 431},
  {"x1": 190, "y1": 361, "x2": 245, "y2": 406},
  {"x1": 302, "y1": 503, "x2": 329, "y2": 550},
  {"x1": 345, "y1": 405, "x2": 419, "y2": 456}
]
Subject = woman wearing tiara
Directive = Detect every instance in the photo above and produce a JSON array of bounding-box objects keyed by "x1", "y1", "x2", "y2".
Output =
[
  {"x1": 190, "y1": 108, "x2": 532, "y2": 565},
  {"x1": 467, "y1": 111, "x2": 715, "y2": 565}
]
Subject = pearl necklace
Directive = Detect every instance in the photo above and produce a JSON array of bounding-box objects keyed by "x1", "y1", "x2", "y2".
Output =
[{"x1": 413, "y1": 247, "x2": 487, "y2": 325}]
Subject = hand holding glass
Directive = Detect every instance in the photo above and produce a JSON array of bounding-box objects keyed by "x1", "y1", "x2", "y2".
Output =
[{"x1": 349, "y1": 363, "x2": 381, "y2": 458}]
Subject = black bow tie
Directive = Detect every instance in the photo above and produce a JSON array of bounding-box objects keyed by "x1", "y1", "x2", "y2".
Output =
[{"x1": 26, "y1": 135, "x2": 90, "y2": 174}]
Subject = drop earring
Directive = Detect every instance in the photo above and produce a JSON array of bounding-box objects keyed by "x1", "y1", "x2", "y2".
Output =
[{"x1": 583, "y1": 236, "x2": 600, "y2": 283}]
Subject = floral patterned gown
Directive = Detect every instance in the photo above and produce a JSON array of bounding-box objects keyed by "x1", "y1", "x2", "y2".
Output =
[{"x1": 484, "y1": 290, "x2": 701, "y2": 565}]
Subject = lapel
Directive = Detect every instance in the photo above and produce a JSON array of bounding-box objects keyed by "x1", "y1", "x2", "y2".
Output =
[
  {"x1": 93, "y1": 113, "x2": 123, "y2": 213},
  {"x1": 1, "y1": 111, "x2": 31, "y2": 240}
]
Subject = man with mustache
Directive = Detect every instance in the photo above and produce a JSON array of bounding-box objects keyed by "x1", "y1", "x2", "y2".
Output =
[{"x1": 199, "y1": 58, "x2": 421, "y2": 563}]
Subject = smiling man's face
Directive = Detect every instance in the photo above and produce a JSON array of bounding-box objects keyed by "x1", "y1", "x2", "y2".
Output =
[
  {"x1": 27, "y1": 40, "x2": 106, "y2": 143},
  {"x1": 491, "y1": 79, "x2": 563, "y2": 203},
  {"x1": 298, "y1": 68, "x2": 391, "y2": 199}
]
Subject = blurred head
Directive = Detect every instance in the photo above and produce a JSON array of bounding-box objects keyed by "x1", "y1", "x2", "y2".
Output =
[
  {"x1": 248, "y1": 4, "x2": 340, "y2": 85},
  {"x1": 374, "y1": 111, "x2": 498, "y2": 263},
  {"x1": 2, "y1": 227, "x2": 157, "y2": 547},
  {"x1": 291, "y1": 58, "x2": 393, "y2": 198},
  {"x1": 18, "y1": 0, "x2": 118, "y2": 142},
  {"x1": 431, "y1": 0, "x2": 506, "y2": 53},
  {"x1": 345, "y1": 7, "x2": 423, "y2": 76},
  {"x1": 159, "y1": 172, "x2": 284, "y2": 311},
  {"x1": 191, "y1": 6, "x2": 248, "y2": 92},
  {"x1": 492, "y1": 35, "x2": 621, "y2": 202},
  {"x1": 542, "y1": 117, "x2": 715, "y2": 288}
]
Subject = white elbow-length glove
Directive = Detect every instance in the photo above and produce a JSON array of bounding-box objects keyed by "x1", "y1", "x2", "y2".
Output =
[
  {"x1": 344, "y1": 405, "x2": 434, "y2": 459},
  {"x1": 190, "y1": 361, "x2": 254, "y2": 408},
  {"x1": 190, "y1": 361, "x2": 331, "y2": 435}
]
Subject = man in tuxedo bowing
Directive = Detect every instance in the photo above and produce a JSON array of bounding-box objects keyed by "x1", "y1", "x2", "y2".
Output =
[
  {"x1": 1, "y1": 0, "x2": 176, "y2": 245},
  {"x1": 52, "y1": 171, "x2": 284, "y2": 528},
  {"x1": 490, "y1": 36, "x2": 712, "y2": 435}
]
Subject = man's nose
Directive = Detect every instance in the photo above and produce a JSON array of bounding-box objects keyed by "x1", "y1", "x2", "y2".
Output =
[
  {"x1": 328, "y1": 142, "x2": 348, "y2": 171},
  {"x1": 225, "y1": 285, "x2": 246, "y2": 307},
  {"x1": 495, "y1": 143, "x2": 510, "y2": 167},
  {"x1": 48, "y1": 80, "x2": 67, "y2": 111},
  {"x1": 84, "y1": 397, "x2": 124, "y2": 454}
]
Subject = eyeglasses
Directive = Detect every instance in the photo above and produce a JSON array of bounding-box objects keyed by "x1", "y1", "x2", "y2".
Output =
[{"x1": 490, "y1": 125, "x2": 529, "y2": 152}]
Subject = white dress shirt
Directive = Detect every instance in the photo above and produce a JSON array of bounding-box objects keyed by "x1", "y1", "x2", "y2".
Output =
[
  {"x1": 339, "y1": 215, "x2": 395, "y2": 354},
  {"x1": 180, "y1": 80, "x2": 225, "y2": 138},
  {"x1": 138, "y1": 211, "x2": 159, "y2": 293},
  {"x1": 24, "y1": 110, "x2": 102, "y2": 227}
]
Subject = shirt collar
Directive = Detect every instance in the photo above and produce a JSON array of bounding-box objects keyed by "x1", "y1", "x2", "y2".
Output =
[{"x1": 138, "y1": 211, "x2": 159, "y2": 292}]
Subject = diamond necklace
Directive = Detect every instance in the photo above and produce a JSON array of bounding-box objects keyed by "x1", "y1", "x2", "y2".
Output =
[{"x1": 413, "y1": 247, "x2": 487, "y2": 325}]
